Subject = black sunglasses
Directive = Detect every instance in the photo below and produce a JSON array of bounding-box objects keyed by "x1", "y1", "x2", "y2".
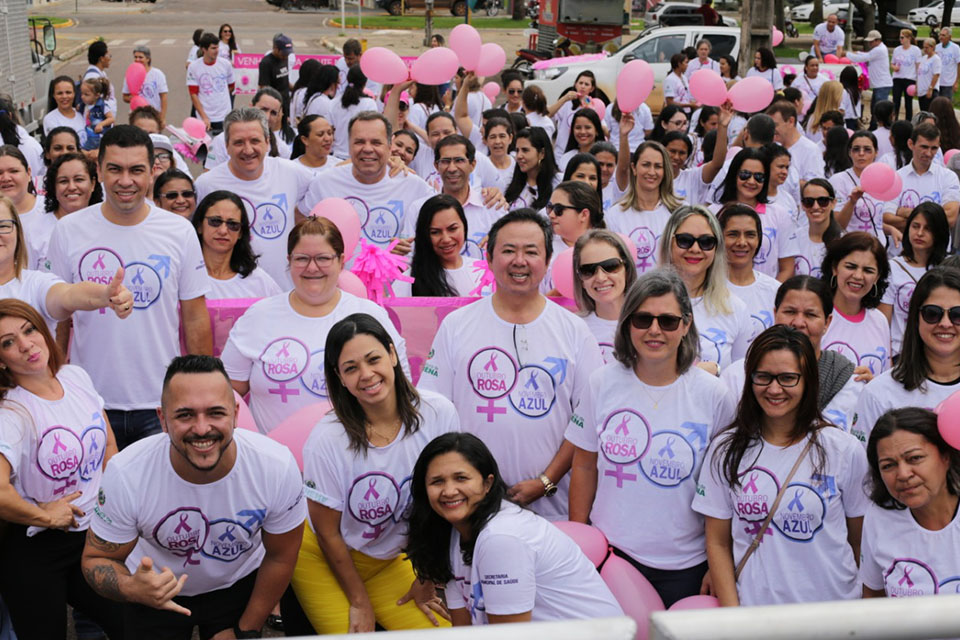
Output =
[
  {"x1": 547, "y1": 203, "x2": 579, "y2": 216},
  {"x1": 507, "y1": 88, "x2": 523, "y2": 95},
  {"x1": 750, "y1": 371, "x2": 802, "y2": 387},
  {"x1": 919, "y1": 304, "x2": 960, "y2": 326},
  {"x1": 578, "y1": 258, "x2": 624, "y2": 278},
  {"x1": 737, "y1": 170, "x2": 766, "y2": 183},
  {"x1": 801, "y1": 196, "x2": 834, "y2": 208},
  {"x1": 630, "y1": 312, "x2": 684, "y2": 331},
  {"x1": 206, "y1": 216, "x2": 242, "y2": 232},
  {"x1": 161, "y1": 190, "x2": 196, "y2": 200},
  {"x1": 674, "y1": 233, "x2": 718, "y2": 251}
]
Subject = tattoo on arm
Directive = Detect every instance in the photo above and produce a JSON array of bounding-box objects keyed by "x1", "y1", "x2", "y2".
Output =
[
  {"x1": 82, "y1": 563, "x2": 124, "y2": 601},
  {"x1": 87, "y1": 530, "x2": 124, "y2": 553}
]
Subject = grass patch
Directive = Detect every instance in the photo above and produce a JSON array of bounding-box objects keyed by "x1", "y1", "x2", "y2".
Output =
[
  {"x1": 29, "y1": 15, "x2": 71, "y2": 26},
  {"x1": 796, "y1": 22, "x2": 814, "y2": 34},
  {"x1": 334, "y1": 15, "x2": 529, "y2": 29},
  {"x1": 774, "y1": 45, "x2": 805, "y2": 60}
]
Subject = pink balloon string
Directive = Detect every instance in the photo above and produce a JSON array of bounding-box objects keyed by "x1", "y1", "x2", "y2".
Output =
[
  {"x1": 469, "y1": 260, "x2": 497, "y2": 296},
  {"x1": 350, "y1": 239, "x2": 413, "y2": 303}
]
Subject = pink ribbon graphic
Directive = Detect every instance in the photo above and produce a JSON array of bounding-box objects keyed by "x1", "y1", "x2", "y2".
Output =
[
  {"x1": 174, "y1": 513, "x2": 192, "y2": 535},
  {"x1": 614, "y1": 415, "x2": 630, "y2": 435},
  {"x1": 52, "y1": 433, "x2": 68, "y2": 454},
  {"x1": 898, "y1": 567, "x2": 914, "y2": 587},
  {"x1": 484, "y1": 353, "x2": 499, "y2": 372},
  {"x1": 363, "y1": 478, "x2": 380, "y2": 501},
  {"x1": 469, "y1": 260, "x2": 496, "y2": 296},
  {"x1": 743, "y1": 472, "x2": 760, "y2": 494},
  {"x1": 92, "y1": 253, "x2": 106, "y2": 270}
]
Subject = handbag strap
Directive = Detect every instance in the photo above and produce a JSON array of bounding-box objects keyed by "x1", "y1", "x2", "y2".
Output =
[{"x1": 734, "y1": 438, "x2": 815, "y2": 581}]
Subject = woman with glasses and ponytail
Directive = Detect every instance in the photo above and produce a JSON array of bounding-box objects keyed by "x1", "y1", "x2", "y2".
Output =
[
  {"x1": 694, "y1": 324, "x2": 868, "y2": 606},
  {"x1": 567, "y1": 269, "x2": 736, "y2": 608}
]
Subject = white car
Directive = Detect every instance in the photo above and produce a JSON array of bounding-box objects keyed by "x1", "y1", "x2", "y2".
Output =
[
  {"x1": 791, "y1": 0, "x2": 847, "y2": 22},
  {"x1": 908, "y1": 0, "x2": 960, "y2": 26}
]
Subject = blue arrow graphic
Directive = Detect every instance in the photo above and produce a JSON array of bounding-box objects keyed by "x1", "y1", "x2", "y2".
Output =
[
  {"x1": 237, "y1": 509, "x2": 266, "y2": 529},
  {"x1": 148, "y1": 254, "x2": 171, "y2": 279},
  {"x1": 386, "y1": 199, "x2": 404, "y2": 215},
  {"x1": 271, "y1": 193, "x2": 288, "y2": 212},
  {"x1": 543, "y1": 357, "x2": 568, "y2": 385},
  {"x1": 681, "y1": 421, "x2": 708, "y2": 447}
]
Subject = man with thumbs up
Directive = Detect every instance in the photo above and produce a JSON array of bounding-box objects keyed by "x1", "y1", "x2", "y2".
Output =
[{"x1": 82, "y1": 354, "x2": 306, "y2": 638}]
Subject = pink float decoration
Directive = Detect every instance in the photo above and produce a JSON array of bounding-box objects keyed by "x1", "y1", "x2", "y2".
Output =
[
  {"x1": 552, "y1": 247, "x2": 575, "y2": 299},
  {"x1": 553, "y1": 521, "x2": 609, "y2": 567},
  {"x1": 360, "y1": 47, "x2": 409, "y2": 85},
  {"x1": 267, "y1": 401, "x2": 332, "y2": 470},
  {"x1": 689, "y1": 69, "x2": 727, "y2": 107},
  {"x1": 600, "y1": 555, "x2": 665, "y2": 640},
  {"x1": 411, "y1": 47, "x2": 460, "y2": 85},
  {"x1": 727, "y1": 76, "x2": 775, "y2": 113},
  {"x1": 476, "y1": 43, "x2": 507, "y2": 77},
  {"x1": 449, "y1": 23, "x2": 482, "y2": 70},
  {"x1": 350, "y1": 239, "x2": 414, "y2": 303},
  {"x1": 616, "y1": 60, "x2": 655, "y2": 112}
]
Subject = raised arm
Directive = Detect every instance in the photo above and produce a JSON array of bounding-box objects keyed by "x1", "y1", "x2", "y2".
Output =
[{"x1": 701, "y1": 101, "x2": 733, "y2": 185}]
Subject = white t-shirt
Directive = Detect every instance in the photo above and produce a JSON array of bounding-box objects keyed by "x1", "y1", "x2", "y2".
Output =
[
  {"x1": 892, "y1": 45, "x2": 922, "y2": 81},
  {"x1": 302, "y1": 389, "x2": 459, "y2": 558},
  {"x1": 830, "y1": 169, "x2": 885, "y2": 240},
  {"x1": 221, "y1": 291, "x2": 409, "y2": 433},
  {"x1": 880, "y1": 258, "x2": 925, "y2": 356},
  {"x1": 392, "y1": 257, "x2": 489, "y2": 297},
  {"x1": 298, "y1": 164, "x2": 435, "y2": 250},
  {"x1": 674, "y1": 166, "x2": 709, "y2": 206},
  {"x1": 206, "y1": 267, "x2": 283, "y2": 300},
  {"x1": 685, "y1": 57, "x2": 721, "y2": 80},
  {"x1": 445, "y1": 501, "x2": 623, "y2": 624},
  {"x1": 792, "y1": 231, "x2": 827, "y2": 279},
  {"x1": 566, "y1": 363, "x2": 735, "y2": 569},
  {"x1": 796, "y1": 73, "x2": 828, "y2": 106},
  {"x1": 42, "y1": 109, "x2": 86, "y2": 144},
  {"x1": 19, "y1": 199, "x2": 57, "y2": 272},
  {"x1": 186, "y1": 57, "x2": 234, "y2": 122},
  {"x1": 813, "y1": 23, "x2": 846, "y2": 56},
  {"x1": 917, "y1": 54, "x2": 943, "y2": 96},
  {"x1": 860, "y1": 501, "x2": 960, "y2": 596},
  {"x1": 604, "y1": 201, "x2": 673, "y2": 276},
  {"x1": 203, "y1": 132, "x2": 229, "y2": 170},
  {"x1": 787, "y1": 136, "x2": 826, "y2": 183},
  {"x1": 0, "y1": 365, "x2": 106, "y2": 535},
  {"x1": 185, "y1": 44, "x2": 200, "y2": 64},
  {"x1": 935, "y1": 41, "x2": 960, "y2": 86},
  {"x1": 196, "y1": 157, "x2": 315, "y2": 287},
  {"x1": 693, "y1": 427, "x2": 869, "y2": 606},
  {"x1": 582, "y1": 312, "x2": 617, "y2": 364},
  {"x1": 663, "y1": 72, "x2": 692, "y2": 106},
  {"x1": 745, "y1": 67, "x2": 784, "y2": 91},
  {"x1": 822, "y1": 308, "x2": 891, "y2": 376},
  {"x1": 884, "y1": 162, "x2": 960, "y2": 216},
  {"x1": 553, "y1": 101, "x2": 580, "y2": 153},
  {"x1": 728, "y1": 271, "x2": 781, "y2": 344},
  {"x1": 82, "y1": 65, "x2": 117, "y2": 115},
  {"x1": 121, "y1": 67, "x2": 168, "y2": 112},
  {"x1": 525, "y1": 112, "x2": 556, "y2": 141},
  {"x1": 847, "y1": 44, "x2": 893, "y2": 88},
  {"x1": 736, "y1": 203, "x2": 799, "y2": 280},
  {"x1": 875, "y1": 126, "x2": 894, "y2": 159},
  {"x1": 90, "y1": 430, "x2": 307, "y2": 597},
  {"x1": 47, "y1": 203, "x2": 209, "y2": 410},
  {"x1": 419, "y1": 297, "x2": 603, "y2": 520},
  {"x1": 467, "y1": 91, "x2": 492, "y2": 132},
  {"x1": 0, "y1": 269, "x2": 63, "y2": 331},
  {"x1": 605, "y1": 103, "x2": 653, "y2": 151},
  {"x1": 768, "y1": 190, "x2": 799, "y2": 225},
  {"x1": 602, "y1": 179, "x2": 626, "y2": 213},
  {"x1": 290, "y1": 87, "x2": 308, "y2": 124},
  {"x1": 852, "y1": 370, "x2": 960, "y2": 445},
  {"x1": 330, "y1": 97, "x2": 380, "y2": 158},
  {"x1": 691, "y1": 293, "x2": 751, "y2": 368},
  {"x1": 305, "y1": 93, "x2": 335, "y2": 121},
  {"x1": 487, "y1": 155, "x2": 516, "y2": 193}
]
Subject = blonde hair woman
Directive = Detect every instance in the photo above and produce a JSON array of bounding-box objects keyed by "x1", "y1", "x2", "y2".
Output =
[{"x1": 805, "y1": 80, "x2": 844, "y2": 142}]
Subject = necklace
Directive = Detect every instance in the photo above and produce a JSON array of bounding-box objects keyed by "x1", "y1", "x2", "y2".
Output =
[
  {"x1": 366, "y1": 418, "x2": 402, "y2": 446},
  {"x1": 638, "y1": 379, "x2": 673, "y2": 409}
]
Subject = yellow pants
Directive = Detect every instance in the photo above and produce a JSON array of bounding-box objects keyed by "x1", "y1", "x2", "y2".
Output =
[{"x1": 292, "y1": 523, "x2": 450, "y2": 634}]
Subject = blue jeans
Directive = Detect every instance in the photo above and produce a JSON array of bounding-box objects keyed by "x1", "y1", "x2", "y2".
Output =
[
  {"x1": 106, "y1": 409, "x2": 162, "y2": 450},
  {"x1": 870, "y1": 86, "x2": 892, "y2": 129},
  {"x1": 940, "y1": 85, "x2": 955, "y2": 100}
]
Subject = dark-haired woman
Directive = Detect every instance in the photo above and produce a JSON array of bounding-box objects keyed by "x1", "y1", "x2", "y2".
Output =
[
  {"x1": 557, "y1": 109, "x2": 605, "y2": 173},
  {"x1": 663, "y1": 53, "x2": 698, "y2": 114},
  {"x1": 694, "y1": 325, "x2": 868, "y2": 606},
  {"x1": 879, "y1": 203, "x2": 948, "y2": 359},
  {"x1": 406, "y1": 432, "x2": 622, "y2": 625},
  {"x1": 820, "y1": 232, "x2": 892, "y2": 376},
  {"x1": 483, "y1": 118, "x2": 516, "y2": 191},
  {"x1": 218, "y1": 23, "x2": 240, "y2": 64},
  {"x1": 548, "y1": 71, "x2": 602, "y2": 153},
  {"x1": 393, "y1": 195, "x2": 489, "y2": 297},
  {"x1": 304, "y1": 64, "x2": 340, "y2": 121},
  {"x1": 291, "y1": 59, "x2": 322, "y2": 125},
  {"x1": 794, "y1": 179, "x2": 843, "y2": 278},
  {"x1": 42, "y1": 127, "x2": 81, "y2": 169},
  {"x1": 605, "y1": 101, "x2": 653, "y2": 153},
  {"x1": 568, "y1": 269, "x2": 735, "y2": 607},
  {"x1": 548, "y1": 179, "x2": 604, "y2": 256},
  {"x1": 831, "y1": 131, "x2": 886, "y2": 240},
  {"x1": 879, "y1": 120, "x2": 913, "y2": 170},
  {"x1": 561, "y1": 153, "x2": 601, "y2": 200},
  {"x1": 43, "y1": 152, "x2": 102, "y2": 221},
  {"x1": 191, "y1": 191, "x2": 281, "y2": 300},
  {"x1": 746, "y1": 47, "x2": 783, "y2": 91},
  {"x1": 42, "y1": 77, "x2": 85, "y2": 145},
  {"x1": 522, "y1": 85, "x2": 556, "y2": 140},
  {"x1": 860, "y1": 407, "x2": 960, "y2": 598},
  {"x1": 505, "y1": 127, "x2": 559, "y2": 211},
  {"x1": 839, "y1": 66, "x2": 863, "y2": 131},
  {"x1": 294, "y1": 313, "x2": 458, "y2": 633},
  {"x1": 331, "y1": 66, "x2": 379, "y2": 158},
  {"x1": 822, "y1": 126, "x2": 851, "y2": 179},
  {"x1": 152, "y1": 168, "x2": 196, "y2": 219},
  {"x1": 0, "y1": 146, "x2": 52, "y2": 271},
  {"x1": 765, "y1": 145, "x2": 798, "y2": 222},
  {"x1": 292, "y1": 115, "x2": 337, "y2": 176}
]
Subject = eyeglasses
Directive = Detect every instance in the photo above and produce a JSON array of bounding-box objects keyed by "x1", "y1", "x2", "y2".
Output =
[
  {"x1": 737, "y1": 170, "x2": 766, "y2": 183},
  {"x1": 162, "y1": 190, "x2": 196, "y2": 200},
  {"x1": 507, "y1": 88, "x2": 523, "y2": 95},
  {"x1": 674, "y1": 233, "x2": 718, "y2": 251},
  {"x1": 205, "y1": 216, "x2": 242, "y2": 232},
  {"x1": 437, "y1": 156, "x2": 469, "y2": 167},
  {"x1": 750, "y1": 371, "x2": 802, "y2": 387},
  {"x1": 630, "y1": 312, "x2": 684, "y2": 331},
  {"x1": 919, "y1": 304, "x2": 960, "y2": 325},
  {"x1": 578, "y1": 258, "x2": 624, "y2": 278},
  {"x1": 290, "y1": 253, "x2": 337, "y2": 268},
  {"x1": 801, "y1": 196, "x2": 834, "y2": 208},
  {"x1": 0, "y1": 220, "x2": 15, "y2": 235},
  {"x1": 154, "y1": 152, "x2": 173, "y2": 164},
  {"x1": 547, "y1": 202, "x2": 579, "y2": 216}
]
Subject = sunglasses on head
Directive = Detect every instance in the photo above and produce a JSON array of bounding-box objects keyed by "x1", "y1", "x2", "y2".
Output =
[
  {"x1": 801, "y1": 196, "x2": 834, "y2": 208},
  {"x1": 578, "y1": 258, "x2": 624, "y2": 278},
  {"x1": 205, "y1": 216, "x2": 242, "y2": 232},
  {"x1": 919, "y1": 304, "x2": 960, "y2": 325},
  {"x1": 674, "y1": 233, "x2": 718, "y2": 251},
  {"x1": 737, "y1": 170, "x2": 766, "y2": 183},
  {"x1": 630, "y1": 312, "x2": 684, "y2": 331}
]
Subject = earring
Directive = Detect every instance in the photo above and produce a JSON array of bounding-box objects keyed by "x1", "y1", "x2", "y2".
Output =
[
  {"x1": 871, "y1": 283, "x2": 879, "y2": 299},
  {"x1": 830, "y1": 275, "x2": 837, "y2": 289}
]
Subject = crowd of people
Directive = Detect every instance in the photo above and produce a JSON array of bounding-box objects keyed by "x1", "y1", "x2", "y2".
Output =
[{"x1": 0, "y1": 17, "x2": 959, "y2": 640}]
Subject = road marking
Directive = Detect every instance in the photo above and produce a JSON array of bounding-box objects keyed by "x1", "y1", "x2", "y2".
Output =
[
  {"x1": 161, "y1": 39, "x2": 176, "y2": 45},
  {"x1": 294, "y1": 40, "x2": 308, "y2": 48},
  {"x1": 109, "y1": 39, "x2": 125, "y2": 45},
  {"x1": 241, "y1": 39, "x2": 255, "y2": 46},
  {"x1": 134, "y1": 39, "x2": 150, "y2": 45}
]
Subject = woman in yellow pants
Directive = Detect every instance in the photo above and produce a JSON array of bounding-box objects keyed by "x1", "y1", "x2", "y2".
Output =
[{"x1": 294, "y1": 313, "x2": 459, "y2": 633}]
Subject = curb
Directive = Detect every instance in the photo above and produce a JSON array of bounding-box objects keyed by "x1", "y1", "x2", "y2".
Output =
[
  {"x1": 29, "y1": 18, "x2": 76, "y2": 28},
  {"x1": 56, "y1": 36, "x2": 98, "y2": 62},
  {"x1": 320, "y1": 37, "x2": 342, "y2": 55}
]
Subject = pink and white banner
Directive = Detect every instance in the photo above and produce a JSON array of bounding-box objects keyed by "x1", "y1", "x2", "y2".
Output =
[{"x1": 232, "y1": 53, "x2": 419, "y2": 95}]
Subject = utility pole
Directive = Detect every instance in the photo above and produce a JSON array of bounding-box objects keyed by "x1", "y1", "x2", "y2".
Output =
[{"x1": 738, "y1": 0, "x2": 773, "y2": 78}]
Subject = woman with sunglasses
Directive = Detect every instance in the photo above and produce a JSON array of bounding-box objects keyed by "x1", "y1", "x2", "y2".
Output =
[
  {"x1": 571, "y1": 230, "x2": 637, "y2": 363},
  {"x1": 695, "y1": 324, "x2": 868, "y2": 606},
  {"x1": 830, "y1": 131, "x2": 886, "y2": 241},
  {"x1": 502, "y1": 72, "x2": 525, "y2": 114},
  {"x1": 820, "y1": 232, "x2": 891, "y2": 380},
  {"x1": 548, "y1": 180, "x2": 604, "y2": 257},
  {"x1": 567, "y1": 269, "x2": 735, "y2": 607},
  {"x1": 660, "y1": 205, "x2": 750, "y2": 371},
  {"x1": 190, "y1": 190, "x2": 281, "y2": 300},
  {"x1": 713, "y1": 148, "x2": 798, "y2": 283},
  {"x1": 218, "y1": 23, "x2": 240, "y2": 65},
  {"x1": 292, "y1": 115, "x2": 338, "y2": 176},
  {"x1": 860, "y1": 407, "x2": 960, "y2": 599},
  {"x1": 221, "y1": 217, "x2": 410, "y2": 435},
  {"x1": 606, "y1": 141, "x2": 683, "y2": 276},
  {"x1": 152, "y1": 168, "x2": 197, "y2": 219},
  {"x1": 794, "y1": 179, "x2": 843, "y2": 279},
  {"x1": 879, "y1": 202, "x2": 949, "y2": 360},
  {"x1": 43, "y1": 152, "x2": 102, "y2": 222}
]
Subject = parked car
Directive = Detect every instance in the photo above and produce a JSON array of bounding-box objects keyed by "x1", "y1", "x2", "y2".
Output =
[
  {"x1": 375, "y1": 0, "x2": 466, "y2": 16},
  {"x1": 791, "y1": 0, "x2": 847, "y2": 22},
  {"x1": 649, "y1": 2, "x2": 737, "y2": 26},
  {"x1": 908, "y1": 0, "x2": 960, "y2": 26},
  {"x1": 835, "y1": 5, "x2": 917, "y2": 44}
]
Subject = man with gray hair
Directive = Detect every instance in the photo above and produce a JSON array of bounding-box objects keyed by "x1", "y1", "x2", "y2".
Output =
[
  {"x1": 196, "y1": 107, "x2": 314, "y2": 286},
  {"x1": 204, "y1": 87, "x2": 292, "y2": 170},
  {"x1": 122, "y1": 45, "x2": 169, "y2": 124}
]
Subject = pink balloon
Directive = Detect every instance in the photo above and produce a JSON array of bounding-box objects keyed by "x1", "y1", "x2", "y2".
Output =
[
  {"x1": 860, "y1": 163, "x2": 896, "y2": 199},
  {"x1": 552, "y1": 247, "x2": 575, "y2": 299},
  {"x1": 907, "y1": 84, "x2": 917, "y2": 97},
  {"x1": 875, "y1": 173, "x2": 903, "y2": 202},
  {"x1": 689, "y1": 69, "x2": 727, "y2": 107},
  {"x1": 586, "y1": 97, "x2": 606, "y2": 120},
  {"x1": 553, "y1": 521, "x2": 609, "y2": 568},
  {"x1": 338, "y1": 270, "x2": 368, "y2": 299},
  {"x1": 476, "y1": 43, "x2": 507, "y2": 77},
  {"x1": 946, "y1": 149, "x2": 960, "y2": 165},
  {"x1": 824, "y1": 53, "x2": 840, "y2": 64},
  {"x1": 449, "y1": 23, "x2": 482, "y2": 71},
  {"x1": 669, "y1": 595, "x2": 720, "y2": 611},
  {"x1": 617, "y1": 59, "x2": 655, "y2": 112},
  {"x1": 727, "y1": 76, "x2": 775, "y2": 114},
  {"x1": 360, "y1": 47, "x2": 409, "y2": 85},
  {"x1": 482, "y1": 81, "x2": 500, "y2": 103},
  {"x1": 412, "y1": 47, "x2": 460, "y2": 85},
  {"x1": 937, "y1": 391, "x2": 960, "y2": 449},
  {"x1": 309, "y1": 197, "x2": 362, "y2": 259},
  {"x1": 182, "y1": 117, "x2": 207, "y2": 139},
  {"x1": 838, "y1": 56, "x2": 852, "y2": 64},
  {"x1": 267, "y1": 401, "x2": 332, "y2": 470},
  {"x1": 600, "y1": 555, "x2": 664, "y2": 640},
  {"x1": 772, "y1": 26, "x2": 784, "y2": 47},
  {"x1": 129, "y1": 95, "x2": 150, "y2": 110},
  {"x1": 233, "y1": 390, "x2": 257, "y2": 432},
  {"x1": 124, "y1": 62, "x2": 147, "y2": 95}
]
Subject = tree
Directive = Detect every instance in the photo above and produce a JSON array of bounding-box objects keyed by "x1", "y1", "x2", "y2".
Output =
[
  {"x1": 944, "y1": 0, "x2": 957, "y2": 32},
  {"x1": 850, "y1": 0, "x2": 876, "y2": 34},
  {"x1": 811, "y1": 0, "x2": 823, "y2": 27},
  {"x1": 738, "y1": 0, "x2": 773, "y2": 77},
  {"x1": 512, "y1": 0, "x2": 524, "y2": 21},
  {"x1": 774, "y1": 0, "x2": 785, "y2": 32}
]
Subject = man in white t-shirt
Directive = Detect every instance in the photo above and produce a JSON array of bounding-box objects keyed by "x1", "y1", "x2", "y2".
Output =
[
  {"x1": 298, "y1": 112, "x2": 435, "y2": 253},
  {"x1": 883, "y1": 122, "x2": 960, "y2": 231},
  {"x1": 82, "y1": 355, "x2": 306, "y2": 639},
  {"x1": 767, "y1": 102, "x2": 826, "y2": 190},
  {"x1": 336, "y1": 39, "x2": 382, "y2": 100},
  {"x1": 196, "y1": 107, "x2": 314, "y2": 287},
  {"x1": 846, "y1": 31, "x2": 893, "y2": 130},
  {"x1": 121, "y1": 46, "x2": 168, "y2": 124},
  {"x1": 83, "y1": 40, "x2": 117, "y2": 116},
  {"x1": 936, "y1": 27, "x2": 960, "y2": 99},
  {"x1": 47, "y1": 126, "x2": 212, "y2": 449},
  {"x1": 811, "y1": 14, "x2": 845, "y2": 61},
  {"x1": 204, "y1": 89, "x2": 293, "y2": 170},
  {"x1": 187, "y1": 33, "x2": 235, "y2": 135},
  {"x1": 418, "y1": 210, "x2": 604, "y2": 520}
]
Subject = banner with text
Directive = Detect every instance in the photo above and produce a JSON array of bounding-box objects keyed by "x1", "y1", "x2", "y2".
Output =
[{"x1": 232, "y1": 53, "x2": 418, "y2": 95}]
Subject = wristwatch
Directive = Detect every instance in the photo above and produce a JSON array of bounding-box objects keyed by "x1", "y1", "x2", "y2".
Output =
[
  {"x1": 232, "y1": 625, "x2": 261, "y2": 639},
  {"x1": 538, "y1": 473, "x2": 558, "y2": 498}
]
